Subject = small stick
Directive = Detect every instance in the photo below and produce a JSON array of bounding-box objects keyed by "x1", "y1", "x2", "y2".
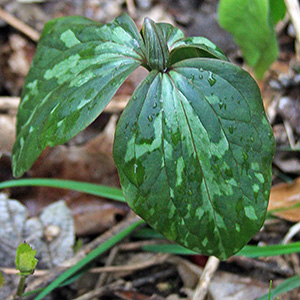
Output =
[
  {"x1": 72, "y1": 279, "x2": 125, "y2": 300},
  {"x1": 0, "y1": 6, "x2": 40, "y2": 42},
  {"x1": 284, "y1": 0, "x2": 300, "y2": 60},
  {"x1": 282, "y1": 222, "x2": 300, "y2": 244},
  {"x1": 0, "y1": 95, "x2": 130, "y2": 114},
  {"x1": 1, "y1": 253, "x2": 169, "y2": 277},
  {"x1": 192, "y1": 256, "x2": 220, "y2": 300},
  {"x1": 95, "y1": 246, "x2": 119, "y2": 288}
]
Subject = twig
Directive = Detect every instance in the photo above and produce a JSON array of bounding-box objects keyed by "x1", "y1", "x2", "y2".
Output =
[
  {"x1": 283, "y1": 119, "x2": 296, "y2": 149},
  {"x1": 1, "y1": 253, "x2": 169, "y2": 276},
  {"x1": 126, "y1": 0, "x2": 136, "y2": 18},
  {"x1": 95, "y1": 246, "x2": 119, "y2": 288},
  {"x1": 0, "y1": 95, "x2": 130, "y2": 114},
  {"x1": 72, "y1": 279, "x2": 125, "y2": 300},
  {"x1": 192, "y1": 256, "x2": 220, "y2": 300},
  {"x1": 284, "y1": 0, "x2": 300, "y2": 60},
  {"x1": 0, "y1": 6, "x2": 40, "y2": 42},
  {"x1": 282, "y1": 222, "x2": 300, "y2": 244},
  {"x1": 282, "y1": 222, "x2": 300, "y2": 276}
]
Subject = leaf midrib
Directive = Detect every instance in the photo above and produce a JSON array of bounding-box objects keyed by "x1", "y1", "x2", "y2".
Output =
[{"x1": 166, "y1": 73, "x2": 226, "y2": 255}]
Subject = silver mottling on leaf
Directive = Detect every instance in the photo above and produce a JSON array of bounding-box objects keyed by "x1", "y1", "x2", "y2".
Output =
[
  {"x1": 60, "y1": 30, "x2": 80, "y2": 48},
  {"x1": 44, "y1": 54, "x2": 81, "y2": 81}
]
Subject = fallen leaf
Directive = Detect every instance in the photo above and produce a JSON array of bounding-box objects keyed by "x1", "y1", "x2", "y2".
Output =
[
  {"x1": 0, "y1": 193, "x2": 28, "y2": 268},
  {"x1": 268, "y1": 177, "x2": 300, "y2": 222},
  {"x1": 209, "y1": 271, "x2": 269, "y2": 300},
  {"x1": 0, "y1": 194, "x2": 75, "y2": 269},
  {"x1": 24, "y1": 200, "x2": 75, "y2": 268},
  {"x1": 68, "y1": 195, "x2": 129, "y2": 236}
]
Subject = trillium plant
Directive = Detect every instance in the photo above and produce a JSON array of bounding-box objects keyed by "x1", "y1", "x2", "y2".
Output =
[{"x1": 12, "y1": 13, "x2": 275, "y2": 260}]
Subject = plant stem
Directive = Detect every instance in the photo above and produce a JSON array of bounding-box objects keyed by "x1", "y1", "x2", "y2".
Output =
[
  {"x1": 15, "y1": 276, "x2": 27, "y2": 299},
  {"x1": 192, "y1": 256, "x2": 220, "y2": 300},
  {"x1": 284, "y1": 0, "x2": 300, "y2": 61}
]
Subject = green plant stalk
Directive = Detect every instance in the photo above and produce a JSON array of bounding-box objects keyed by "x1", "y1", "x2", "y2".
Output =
[
  {"x1": 15, "y1": 276, "x2": 27, "y2": 300},
  {"x1": 268, "y1": 280, "x2": 272, "y2": 300},
  {"x1": 0, "y1": 179, "x2": 126, "y2": 202},
  {"x1": 257, "y1": 276, "x2": 300, "y2": 300},
  {"x1": 33, "y1": 218, "x2": 144, "y2": 300},
  {"x1": 142, "y1": 241, "x2": 300, "y2": 257}
]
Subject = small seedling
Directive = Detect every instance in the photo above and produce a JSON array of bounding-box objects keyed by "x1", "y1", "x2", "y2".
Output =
[
  {"x1": 0, "y1": 270, "x2": 5, "y2": 288},
  {"x1": 14, "y1": 243, "x2": 38, "y2": 299},
  {"x1": 12, "y1": 14, "x2": 275, "y2": 260}
]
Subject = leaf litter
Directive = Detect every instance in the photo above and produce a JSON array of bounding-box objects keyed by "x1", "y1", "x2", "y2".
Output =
[{"x1": 0, "y1": 193, "x2": 75, "y2": 268}]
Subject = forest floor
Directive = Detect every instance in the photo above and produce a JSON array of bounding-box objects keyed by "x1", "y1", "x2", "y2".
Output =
[{"x1": 1, "y1": 0, "x2": 300, "y2": 299}]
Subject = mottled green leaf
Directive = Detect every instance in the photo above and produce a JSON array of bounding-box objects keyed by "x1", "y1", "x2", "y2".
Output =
[
  {"x1": 142, "y1": 18, "x2": 169, "y2": 71},
  {"x1": 155, "y1": 23, "x2": 185, "y2": 49},
  {"x1": 15, "y1": 243, "x2": 38, "y2": 276},
  {"x1": 218, "y1": 0, "x2": 278, "y2": 79},
  {"x1": 12, "y1": 13, "x2": 144, "y2": 177},
  {"x1": 170, "y1": 36, "x2": 228, "y2": 64},
  {"x1": 114, "y1": 58, "x2": 275, "y2": 260},
  {"x1": 269, "y1": 0, "x2": 286, "y2": 24},
  {"x1": 154, "y1": 23, "x2": 227, "y2": 63}
]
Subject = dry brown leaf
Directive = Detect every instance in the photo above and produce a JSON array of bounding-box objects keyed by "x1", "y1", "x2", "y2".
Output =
[
  {"x1": 268, "y1": 177, "x2": 300, "y2": 222},
  {"x1": 69, "y1": 196, "x2": 129, "y2": 236}
]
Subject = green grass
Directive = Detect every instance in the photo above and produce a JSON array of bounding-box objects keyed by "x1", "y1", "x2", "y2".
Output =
[{"x1": 1, "y1": 178, "x2": 300, "y2": 299}]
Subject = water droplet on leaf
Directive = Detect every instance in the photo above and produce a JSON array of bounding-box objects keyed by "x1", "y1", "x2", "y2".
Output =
[
  {"x1": 242, "y1": 151, "x2": 248, "y2": 161},
  {"x1": 207, "y1": 72, "x2": 216, "y2": 86},
  {"x1": 219, "y1": 100, "x2": 224, "y2": 109}
]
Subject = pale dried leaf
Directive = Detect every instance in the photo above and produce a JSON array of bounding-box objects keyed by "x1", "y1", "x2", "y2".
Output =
[
  {"x1": 209, "y1": 272, "x2": 269, "y2": 300},
  {"x1": 268, "y1": 177, "x2": 300, "y2": 222},
  {"x1": 24, "y1": 200, "x2": 75, "y2": 268},
  {"x1": 0, "y1": 194, "x2": 75, "y2": 269},
  {"x1": 0, "y1": 193, "x2": 28, "y2": 267}
]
